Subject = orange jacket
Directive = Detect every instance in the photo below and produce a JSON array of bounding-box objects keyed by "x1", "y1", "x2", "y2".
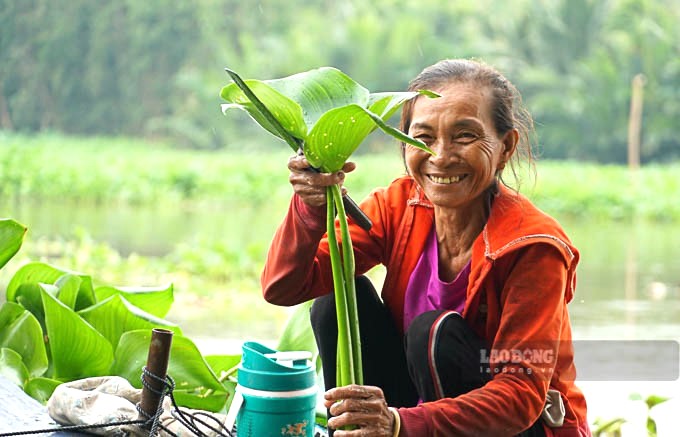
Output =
[{"x1": 262, "y1": 176, "x2": 590, "y2": 436}]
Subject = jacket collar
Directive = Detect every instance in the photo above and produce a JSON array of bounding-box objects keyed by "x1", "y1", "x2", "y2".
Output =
[
  {"x1": 482, "y1": 184, "x2": 576, "y2": 263},
  {"x1": 406, "y1": 177, "x2": 576, "y2": 267},
  {"x1": 406, "y1": 179, "x2": 433, "y2": 208}
]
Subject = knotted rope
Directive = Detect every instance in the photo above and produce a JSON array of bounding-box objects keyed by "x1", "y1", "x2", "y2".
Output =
[{"x1": 0, "y1": 367, "x2": 233, "y2": 437}]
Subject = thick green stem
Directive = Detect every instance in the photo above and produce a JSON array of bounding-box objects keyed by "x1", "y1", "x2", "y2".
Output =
[
  {"x1": 327, "y1": 186, "x2": 354, "y2": 387},
  {"x1": 331, "y1": 184, "x2": 363, "y2": 385}
]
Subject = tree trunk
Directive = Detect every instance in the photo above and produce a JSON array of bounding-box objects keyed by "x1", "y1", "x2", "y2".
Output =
[{"x1": 0, "y1": 92, "x2": 13, "y2": 130}]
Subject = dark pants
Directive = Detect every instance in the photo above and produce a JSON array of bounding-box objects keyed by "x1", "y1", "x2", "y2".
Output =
[{"x1": 310, "y1": 275, "x2": 546, "y2": 437}]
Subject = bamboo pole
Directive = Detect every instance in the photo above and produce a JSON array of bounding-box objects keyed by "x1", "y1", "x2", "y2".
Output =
[
  {"x1": 138, "y1": 328, "x2": 174, "y2": 429},
  {"x1": 624, "y1": 74, "x2": 645, "y2": 311}
]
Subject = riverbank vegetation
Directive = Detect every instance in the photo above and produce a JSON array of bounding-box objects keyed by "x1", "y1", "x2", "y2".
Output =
[{"x1": 2, "y1": 133, "x2": 679, "y2": 221}]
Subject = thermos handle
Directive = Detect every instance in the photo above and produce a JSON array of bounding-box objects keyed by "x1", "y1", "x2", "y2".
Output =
[
  {"x1": 264, "y1": 351, "x2": 313, "y2": 367},
  {"x1": 224, "y1": 390, "x2": 244, "y2": 433}
]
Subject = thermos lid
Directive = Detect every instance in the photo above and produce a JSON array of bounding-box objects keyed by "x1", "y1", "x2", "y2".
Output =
[{"x1": 238, "y1": 341, "x2": 316, "y2": 391}]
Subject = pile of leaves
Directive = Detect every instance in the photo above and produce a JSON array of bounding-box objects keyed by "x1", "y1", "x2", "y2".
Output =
[{"x1": 0, "y1": 218, "x2": 242, "y2": 412}]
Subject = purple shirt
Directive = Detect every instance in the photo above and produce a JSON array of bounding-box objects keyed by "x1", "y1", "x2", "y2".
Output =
[{"x1": 403, "y1": 228, "x2": 471, "y2": 332}]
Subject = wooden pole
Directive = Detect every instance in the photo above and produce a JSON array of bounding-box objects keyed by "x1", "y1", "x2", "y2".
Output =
[
  {"x1": 0, "y1": 94, "x2": 13, "y2": 130},
  {"x1": 138, "y1": 328, "x2": 173, "y2": 429},
  {"x1": 627, "y1": 74, "x2": 645, "y2": 171}
]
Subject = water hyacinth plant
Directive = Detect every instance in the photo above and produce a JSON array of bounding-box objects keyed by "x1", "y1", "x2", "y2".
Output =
[
  {"x1": 0, "y1": 219, "x2": 238, "y2": 411},
  {"x1": 220, "y1": 67, "x2": 434, "y2": 388}
]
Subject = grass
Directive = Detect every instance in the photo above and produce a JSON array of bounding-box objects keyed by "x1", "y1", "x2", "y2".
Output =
[
  {"x1": 0, "y1": 132, "x2": 293, "y2": 206},
  {"x1": 1, "y1": 132, "x2": 679, "y2": 221},
  {"x1": 527, "y1": 162, "x2": 680, "y2": 222}
]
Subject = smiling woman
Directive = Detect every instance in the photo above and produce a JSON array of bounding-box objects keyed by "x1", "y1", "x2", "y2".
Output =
[{"x1": 262, "y1": 59, "x2": 591, "y2": 437}]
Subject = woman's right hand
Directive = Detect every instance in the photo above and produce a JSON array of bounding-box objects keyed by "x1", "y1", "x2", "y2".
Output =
[{"x1": 288, "y1": 154, "x2": 356, "y2": 207}]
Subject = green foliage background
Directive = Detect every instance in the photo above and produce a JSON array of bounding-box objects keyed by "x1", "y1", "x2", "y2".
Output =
[
  {"x1": 1, "y1": 0, "x2": 679, "y2": 162},
  {"x1": 1, "y1": 133, "x2": 678, "y2": 221}
]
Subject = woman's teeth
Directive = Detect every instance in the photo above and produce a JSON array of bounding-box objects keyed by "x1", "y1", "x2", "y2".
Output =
[{"x1": 428, "y1": 175, "x2": 464, "y2": 184}]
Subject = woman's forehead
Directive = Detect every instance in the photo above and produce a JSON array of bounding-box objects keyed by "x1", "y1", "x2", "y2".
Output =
[{"x1": 411, "y1": 82, "x2": 493, "y2": 123}]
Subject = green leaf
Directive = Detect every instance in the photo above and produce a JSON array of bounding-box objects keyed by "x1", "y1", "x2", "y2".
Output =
[
  {"x1": 645, "y1": 394, "x2": 670, "y2": 409},
  {"x1": 78, "y1": 294, "x2": 181, "y2": 349},
  {"x1": 222, "y1": 67, "x2": 431, "y2": 173},
  {"x1": 7, "y1": 262, "x2": 95, "y2": 311},
  {"x1": 173, "y1": 390, "x2": 231, "y2": 412},
  {"x1": 24, "y1": 377, "x2": 62, "y2": 404},
  {"x1": 305, "y1": 105, "x2": 377, "y2": 172},
  {"x1": 112, "y1": 330, "x2": 228, "y2": 412},
  {"x1": 0, "y1": 347, "x2": 29, "y2": 388},
  {"x1": 221, "y1": 67, "x2": 373, "y2": 154},
  {"x1": 368, "y1": 90, "x2": 440, "y2": 121},
  {"x1": 14, "y1": 284, "x2": 48, "y2": 328},
  {"x1": 14, "y1": 283, "x2": 56, "y2": 333},
  {"x1": 204, "y1": 354, "x2": 241, "y2": 383},
  {"x1": 368, "y1": 92, "x2": 419, "y2": 120},
  {"x1": 593, "y1": 417, "x2": 626, "y2": 434},
  {"x1": 276, "y1": 301, "x2": 318, "y2": 366},
  {"x1": 55, "y1": 274, "x2": 82, "y2": 310},
  {"x1": 202, "y1": 354, "x2": 240, "y2": 410},
  {"x1": 0, "y1": 219, "x2": 27, "y2": 270},
  {"x1": 415, "y1": 89, "x2": 441, "y2": 99},
  {"x1": 221, "y1": 79, "x2": 307, "y2": 146},
  {"x1": 276, "y1": 301, "x2": 316, "y2": 353},
  {"x1": 266, "y1": 67, "x2": 370, "y2": 131},
  {"x1": 94, "y1": 284, "x2": 174, "y2": 318},
  {"x1": 41, "y1": 288, "x2": 113, "y2": 380},
  {"x1": 306, "y1": 104, "x2": 432, "y2": 172},
  {"x1": 360, "y1": 105, "x2": 433, "y2": 153},
  {"x1": 0, "y1": 302, "x2": 48, "y2": 377}
]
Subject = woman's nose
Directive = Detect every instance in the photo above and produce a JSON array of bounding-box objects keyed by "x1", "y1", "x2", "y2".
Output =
[{"x1": 428, "y1": 140, "x2": 454, "y2": 167}]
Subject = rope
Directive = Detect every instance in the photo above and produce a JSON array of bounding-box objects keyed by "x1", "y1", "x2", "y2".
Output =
[
  {"x1": 136, "y1": 366, "x2": 176, "y2": 437},
  {"x1": 0, "y1": 418, "x2": 146, "y2": 436},
  {"x1": 138, "y1": 367, "x2": 232, "y2": 437},
  {"x1": 0, "y1": 367, "x2": 233, "y2": 437}
]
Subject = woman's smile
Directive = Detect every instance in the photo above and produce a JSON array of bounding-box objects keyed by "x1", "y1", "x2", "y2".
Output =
[{"x1": 426, "y1": 174, "x2": 469, "y2": 184}]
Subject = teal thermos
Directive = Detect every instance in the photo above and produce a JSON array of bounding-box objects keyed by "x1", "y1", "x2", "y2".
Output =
[{"x1": 236, "y1": 341, "x2": 317, "y2": 437}]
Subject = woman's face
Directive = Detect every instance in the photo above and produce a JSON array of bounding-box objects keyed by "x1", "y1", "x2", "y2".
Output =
[{"x1": 405, "y1": 82, "x2": 517, "y2": 211}]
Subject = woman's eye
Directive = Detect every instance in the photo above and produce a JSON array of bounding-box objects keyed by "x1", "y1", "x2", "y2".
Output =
[
  {"x1": 456, "y1": 132, "x2": 477, "y2": 142},
  {"x1": 414, "y1": 134, "x2": 433, "y2": 143}
]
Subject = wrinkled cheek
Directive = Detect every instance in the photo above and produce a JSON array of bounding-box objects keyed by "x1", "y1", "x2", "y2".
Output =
[
  {"x1": 404, "y1": 149, "x2": 424, "y2": 177},
  {"x1": 477, "y1": 147, "x2": 499, "y2": 180},
  {"x1": 470, "y1": 163, "x2": 496, "y2": 194}
]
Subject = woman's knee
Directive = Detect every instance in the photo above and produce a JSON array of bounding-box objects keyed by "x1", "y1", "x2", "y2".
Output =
[
  {"x1": 406, "y1": 310, "x2": 462, "y2": 347},
  {"x1": 404, "y1": 310, "x2": 467, "y2": 372},
  {"x1": 310, "y1": 293, "x2": 337, "y2": 333},
  {"x1": 310, "y1": 275, "x2": 382, "y2": 329}
]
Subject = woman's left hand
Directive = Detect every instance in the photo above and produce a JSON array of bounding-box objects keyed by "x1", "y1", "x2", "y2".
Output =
[{"x1": 324, "y1": 384, "x2": 395, "y2": 436}]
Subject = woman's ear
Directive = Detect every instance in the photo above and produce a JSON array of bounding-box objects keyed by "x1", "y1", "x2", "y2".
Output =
[{"x1": 498, "y1": 128, "x2": 519, "y2": 169}]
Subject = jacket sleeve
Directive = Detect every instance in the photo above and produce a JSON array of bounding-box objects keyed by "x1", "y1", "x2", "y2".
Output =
[
  {"x1": 261, "y1": 192, "x2": 388, "y2": 306},
  {"x1": 398, "y1": 244, "x2": 569, "y2": 436}
]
